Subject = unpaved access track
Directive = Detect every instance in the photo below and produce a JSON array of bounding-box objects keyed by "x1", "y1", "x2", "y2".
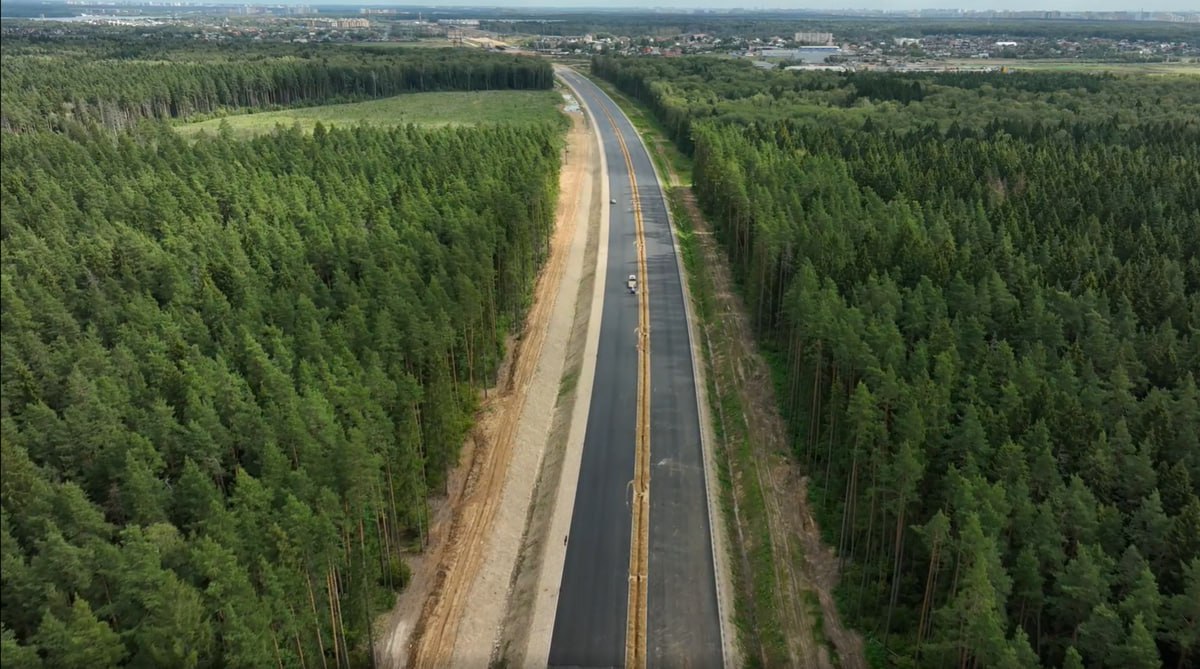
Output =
[
  {"x1": 680, "y1": 187, "x2": 865, "y2": 669},
  {"x1": 375, "y1": 90, "x2": 601, "y2": 669}
]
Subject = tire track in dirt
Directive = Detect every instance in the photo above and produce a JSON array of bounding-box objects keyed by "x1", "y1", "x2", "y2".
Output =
[{"x1": 490, "y1": 115, "x2": 602, "y2": 666}]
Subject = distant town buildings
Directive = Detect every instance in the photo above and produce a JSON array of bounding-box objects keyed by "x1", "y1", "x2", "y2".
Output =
[{"x1": 303, "y1": 17, "x2": 368, "y2": 29}]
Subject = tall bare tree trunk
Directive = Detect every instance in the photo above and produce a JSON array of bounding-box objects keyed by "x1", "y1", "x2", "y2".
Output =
[
  {"x1": 305, "y1": 572, "x2": 330, "y2": 669},
  {"x1": 915, "y1": 528, "x2": 943, "y2": 662}
]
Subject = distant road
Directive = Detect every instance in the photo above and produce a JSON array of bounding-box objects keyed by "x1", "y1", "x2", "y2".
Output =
[{"x1": 550, "y1": 68, "x2": 722, "y2": 669}]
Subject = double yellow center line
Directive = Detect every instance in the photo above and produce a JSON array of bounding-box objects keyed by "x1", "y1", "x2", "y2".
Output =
[{"x1": 597, "y1": 98, "x2": 652, "y2": 669}]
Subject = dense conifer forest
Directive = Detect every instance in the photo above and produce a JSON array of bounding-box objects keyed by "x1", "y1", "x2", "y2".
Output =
[
  {"x1": 1, "y1": 44, "x2": 562, "y2": 667},
  {"x1": 595, "y1": 56, "x2": 1199, "y2": 668},
  {"x1": 0, "y1": 38, "x2": 554, "y2": 132}
]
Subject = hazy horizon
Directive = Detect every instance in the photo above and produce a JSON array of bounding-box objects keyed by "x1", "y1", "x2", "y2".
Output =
[
  {"x1": 5, "y1": 0, "x2": 1198, "y2": 12},
  {"x1": 297, "y1": 1, "x2": 1200, "y2": 13}
]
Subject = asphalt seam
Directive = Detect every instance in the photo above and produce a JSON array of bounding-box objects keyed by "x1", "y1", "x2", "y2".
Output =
[
  {"x1": 598, "y1": 97, "x2": 652, "y2": 669},
  {"x1": 597, "y1": 75, "x2": 736, "y2": 668}
]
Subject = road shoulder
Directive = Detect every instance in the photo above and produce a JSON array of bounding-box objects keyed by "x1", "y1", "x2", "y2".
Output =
[{"x1": 447, "y1": 88, "x2": 601, "y2": 667}]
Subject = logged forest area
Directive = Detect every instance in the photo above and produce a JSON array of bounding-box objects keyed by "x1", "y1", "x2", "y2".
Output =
[
  {"x1": 594, "y1": 56, "x2": 1200, "y2": 669},
  {"x1": 0, "y1": 40, "x2": 563, "y2": 667}
]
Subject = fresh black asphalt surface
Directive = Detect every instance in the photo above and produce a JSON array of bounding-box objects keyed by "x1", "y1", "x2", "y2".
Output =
[{"x1": 550, "y1": 69, "x2": 722, "y2": 669}]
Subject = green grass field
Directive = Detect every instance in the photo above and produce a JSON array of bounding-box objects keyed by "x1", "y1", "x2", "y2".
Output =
[{"x1": 176, "y1": 89, "x2": 565, "y2": 139}]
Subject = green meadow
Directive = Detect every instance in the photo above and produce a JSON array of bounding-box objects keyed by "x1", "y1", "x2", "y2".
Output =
[{"x1": 177, "y1": 89, "x2": 566, "y2": 138}]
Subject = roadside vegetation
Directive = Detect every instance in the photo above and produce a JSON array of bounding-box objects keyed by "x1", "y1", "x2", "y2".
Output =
[
  {"x1": 594, "y1": 55, "x2": 1200, "y2": 669},
  {"x1": 667, "y1": 184, "x2": 790, "y2": 667},
  {"x1": 1, "y1": 42, "x2": 564, "y2": 667}
]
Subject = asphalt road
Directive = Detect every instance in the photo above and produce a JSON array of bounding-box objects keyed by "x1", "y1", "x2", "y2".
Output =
[{"x1": 550, "y1": 69, "x2": 722, "y2": 669}]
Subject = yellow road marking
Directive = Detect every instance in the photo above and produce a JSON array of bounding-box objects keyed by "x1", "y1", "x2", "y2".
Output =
[{"x1": 595, "y1": 98, "x2": 652, "y2": 669}]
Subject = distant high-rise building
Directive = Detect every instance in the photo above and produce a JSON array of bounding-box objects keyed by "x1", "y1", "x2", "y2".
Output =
[{"x1": 794, "y1": 31, "x2": 834, "y2": 45}]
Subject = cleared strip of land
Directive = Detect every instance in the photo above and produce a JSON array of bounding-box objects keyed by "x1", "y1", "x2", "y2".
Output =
[{"x1": 373, "y1": 90, "x2": 601, "y2": 669}]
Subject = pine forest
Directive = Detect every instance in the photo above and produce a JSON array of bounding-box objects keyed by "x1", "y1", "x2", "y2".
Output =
[
  {"x1": 2, "y1": 23, "x2": 1199, "y2": 669},
  {"x1": 1, "y1": 40, "x2": 560, "y2": 667},
  {"x1": 594, "y1": 55, "x2": 1199, "y2": 669}
]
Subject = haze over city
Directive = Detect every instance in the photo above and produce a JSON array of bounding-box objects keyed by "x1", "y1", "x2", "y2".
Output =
[{"x1": 294, "y1": 1, "x2": 1200, "y2": 13}]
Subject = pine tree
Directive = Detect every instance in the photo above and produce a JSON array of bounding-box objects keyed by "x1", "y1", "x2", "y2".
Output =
[
  {"x1": 1061, "y1": 646, "x2": 1084, "y2": 669},
  {"x1": 33, "y1": 597, "x2": 126, "y2": 669},
  {"x1": 1113, "y1": 614, "x2": 1161, "y2": 669},
  {"x1": 1077, "y1": 603, "x2": 1122, "y2": 666},
  {"x1": 1053, "y1": 544, "x2": 1112, "y2": 640},
  {"x1": 1165, "y1": 558, "x2": 1199, "y2": 669}
]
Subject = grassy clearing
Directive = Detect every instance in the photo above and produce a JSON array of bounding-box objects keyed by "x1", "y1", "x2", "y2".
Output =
[
  {"x1": 176, "y1": 89, "x2": 565, "y2": 139},
  {"x1": 941, "y1": 58, "x2": 1200, "y2": 75}
]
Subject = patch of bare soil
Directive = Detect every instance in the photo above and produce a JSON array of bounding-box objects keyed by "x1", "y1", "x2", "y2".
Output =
[
  {"x1": 677, "y1": 186, "x2": 866, "y2": 669},
  {"x1": 375, "y1": 101, "x2": 595, "y2": 669}
]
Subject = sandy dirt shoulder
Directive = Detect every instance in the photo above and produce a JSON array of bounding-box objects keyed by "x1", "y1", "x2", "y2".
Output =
[
  {"x1": 510, "y1": 67, "x2": 611, "y2": 669},
  {"x1": 374, "y1": 87, "x2": 601, "y2": 669},
  {"x1": 449, "y1": 83, "x2": 603, "y2": 667}
]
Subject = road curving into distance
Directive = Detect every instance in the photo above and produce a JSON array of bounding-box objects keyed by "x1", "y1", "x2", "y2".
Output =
[{"x1": 550, "y1": 68, "x2": 723, "y2": 669}]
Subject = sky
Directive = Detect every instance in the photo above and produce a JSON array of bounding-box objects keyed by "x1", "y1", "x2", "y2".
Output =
[{"x1": 319, "y1": 1, "x2": 1200, "y2": 13}]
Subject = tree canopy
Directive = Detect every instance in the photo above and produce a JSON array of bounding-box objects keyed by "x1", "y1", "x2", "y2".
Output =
[
  {"x1": 1, "y1": 45, "x2": 564, "y2": 667},
  {"x1": 1, "y1": 39, "x2": 553, "y2": 133}
]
